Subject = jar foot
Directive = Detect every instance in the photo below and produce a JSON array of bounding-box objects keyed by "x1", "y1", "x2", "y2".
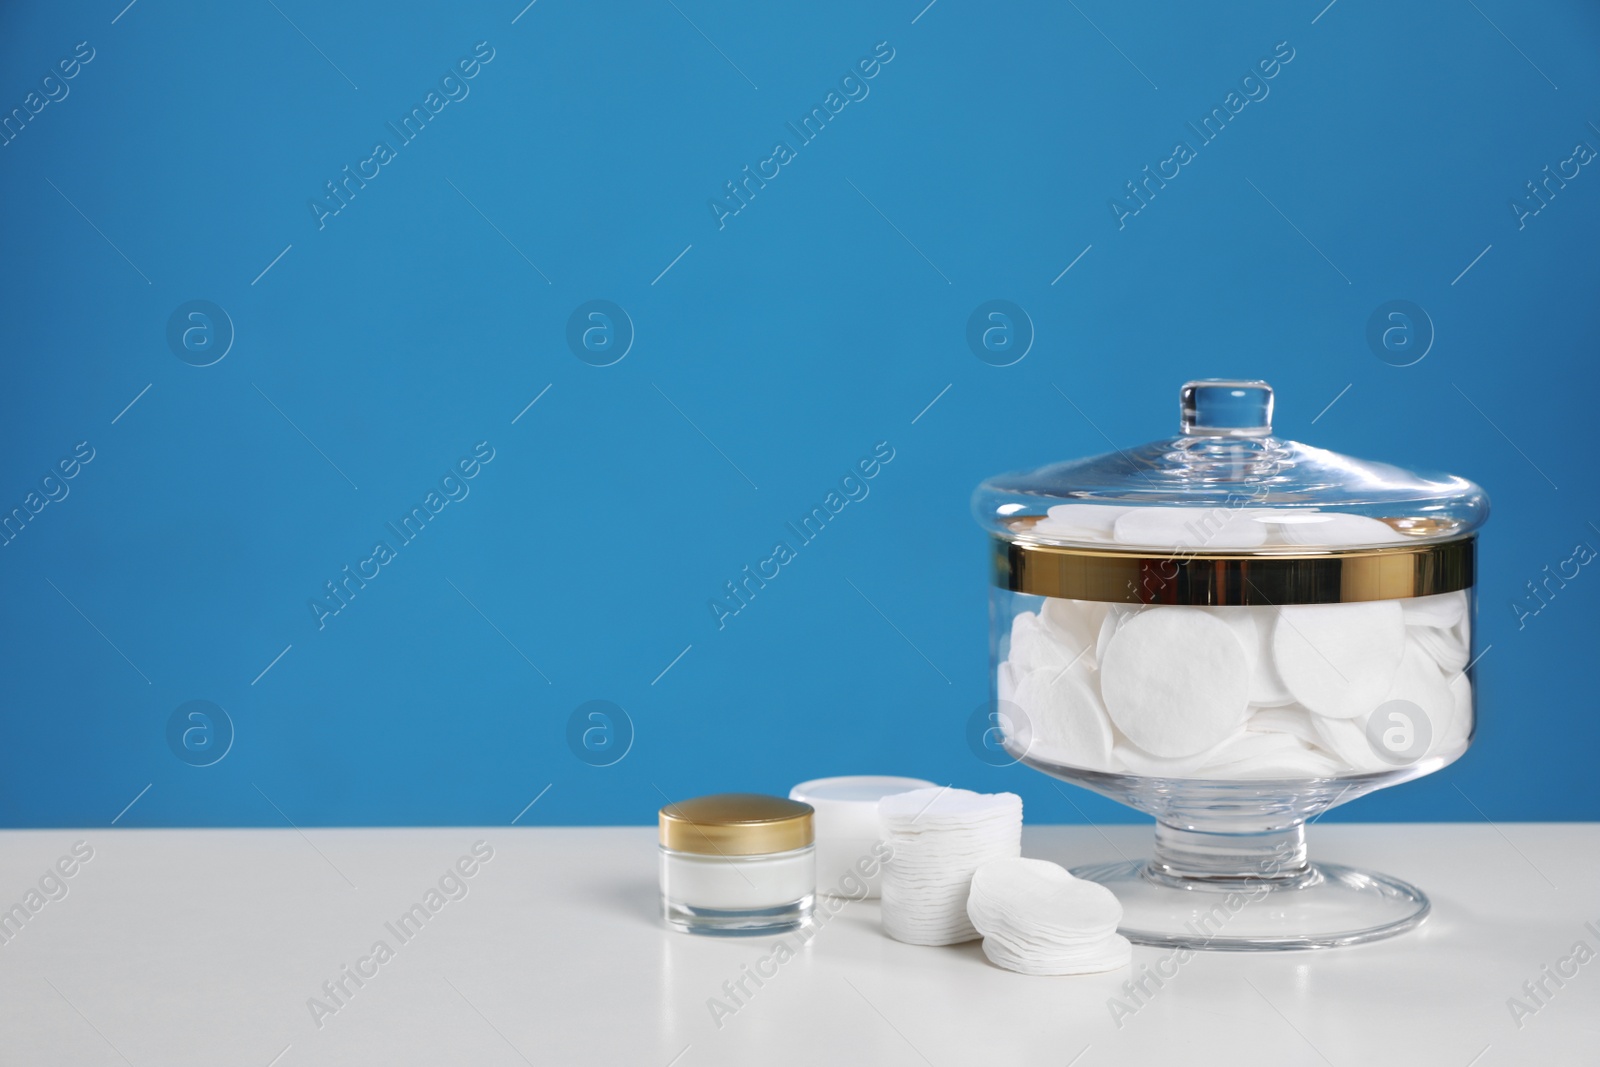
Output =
[{"x1": 1071, "y1": 853, "x2": 1430, "y2": 951}]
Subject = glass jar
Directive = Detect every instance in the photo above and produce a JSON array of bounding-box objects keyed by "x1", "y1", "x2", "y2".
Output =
[
  {"x1": 973, "y1": 380, "x2": 1487, "y2": 950},
  {"x1": 658, "y1": 793, "x2": 815, "y2": 936}
]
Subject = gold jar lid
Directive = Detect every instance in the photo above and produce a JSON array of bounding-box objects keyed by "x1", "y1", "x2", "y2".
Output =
[
  {"x1": 995, "y1": 532, "x2": 1474, "y2": 605},
  {"x1": 658, "y1": 794, "x2": 814, "y2": 856}
]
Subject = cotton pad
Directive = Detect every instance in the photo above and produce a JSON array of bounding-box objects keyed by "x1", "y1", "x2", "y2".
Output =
[
  {"x1": 1041, "y1": 597, "x2": 1108, "y2": 650},
  {"x1": 1311, "y1": 715, "x2": 1391, "y2": 773},
  {"x1": 1305, "y1": 645, "x2": 1452, "y2": 770},
  {"x1": 1379, "y1": 645, "x2": 1455, "y2": 758},
  {"x1": 1110, "y1": 728, "x2": 1247, "y2": 778},
  {"x1": 1012, "y1": 666, "x2": 1114, "y2": 771},
  {"x1": 1410, "y1": 623, "x2": 1470, "y2": 675},
  {"x1": 1203, "y1": 742, "x2": 1344, "y2": 779},
  {"x1": 967, "y1": 861, "x2": 1119, "y2": 935},
  {"x1": 1199, "y1": 732, "x2": 1343, "y2": 778},
  {"x1": 1032, "y1": 504, "x2": 1132, "y2": 543},
  {"x1": 879, "y1": 787, "x2": 1021, "y2": 827},
  {"x1": 1216, "y1": 608, "x2": 1260, "y2": 673},
  {"x1": 1031, "y1": 520, "x2": 1109, "y2": 543},
  {"x1": 1273, "y1": 601, "x2": 1405, "y2": 719},
  {"x1": 1196, "y1": 728, "x2": 1304, "y2": 766},
  {"x1": 1245, "y1": 704, "x2": 1322, "y2": 746},
  {"x1": 878, "y1": 788, "x2": 1023, "y2": 946},
  {"x1": 1112, "y1": 506, "x2": 1271, "y2": 550},
  {"x1": 966, "y1": 858, "x2": 1130, "y2": 976},
  {"x1": 1094, "y1": 607, "x2": 1127, "y2": 667},
  {"x1": 1403, "y1": 590, "x2": 1469, "y2": 629},
  {"x1": 1009, "y1": 609, "x2": 1094, "y2": 676},
  {"x1": 1100, "y1": 607, "x2": 1252, "y2": 757},
  {"x1": 1437, "y1": 672, "x2": 1474, "y2": 754},
  {"x1": 997, "y1": 660, "x2": 1019, "y2": 706},
  {"x1": 1239, "y1": 608, "x2": 1295, "y2": 706},
  {"x1": 1265, "y1": 512, "x2": 1409, "y2": 546}
]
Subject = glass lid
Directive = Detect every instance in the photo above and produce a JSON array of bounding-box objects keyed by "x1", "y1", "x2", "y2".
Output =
[{"x1": 973, "y1": 380, "x2": 1488, "y2": 553}]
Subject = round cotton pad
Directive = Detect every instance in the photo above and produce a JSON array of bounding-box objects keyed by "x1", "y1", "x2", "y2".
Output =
[
  {"x1": 1112, "y1": 506, "x2": 1269, "y2": 550},
  {"x1": 1111, "y1": 727, "x2": 1246, "y2": 778},
  {"x1": 966, "y1": 858, "x2": 1131, "y2": 976},
  {"x1": 1009, "y1": 610, "x2": 1094, "y2": 676},
  {"x1": 1267, "y1": 512, "x2": 1409, "y2": 547},
  {"x1": 1095, "y1": 605, "x2": 1140, "y2": 668},
  {"x1": 1013, "y1": 666, "x2": 1114, "y2": 771},
  {"x1": 1041, "y1": 597, "x2": 1108, "y2": 650},
  {"x1": 1311, "y1": 715, "x2": 1390, "y2": 773},
  {"x1": 1374, "y1": 645, "x2": 1455, "y2": 762},
  {"x1": 1203, "y1": 743, "x2": 1344, "y2": 779},
  {"x1": 1195, "y1": 728, "x2": 1304, "y2": 766},
  {"x1": 1100, "y1": 607, "x2": 1252, "y2": 757},
  {"x1": 1215, "y1": 608, "x2": 1260, "y2": 672},
  {"x1": 1437, "y1": 672, "x2": 1474, "y2": 754},
  {"x1": 969, "y1": 858, "x2": 1122, "y2": 931},
  {"x1": 977, "y1": 938, "x2": 1132, "y2": 976},
  {"x1": 1041, "y1": 504, "x2": 1131, "y2": 538},
  {"x1": 1272, "y1": 601, "x2": 1405, "y2": 719},
  {"x1": 997, "y1": 661, "x2": 1019, "y2": 707},
  {"x1": 879, "y1": 787, "x2": 1021, "y2": 827},
  {"x1": 1245, "y1": 704, "x2": 1322, "y2": 746},
  {"x1": 1240, "y1": 608, "x2": 1295, "y2": 706},
  {"x1": 1402, "y1": 590, "x2": 1469, "y2": 629},
  {"x1": 1410, "y1": 623, "x2": 1469, "y2": 675}
]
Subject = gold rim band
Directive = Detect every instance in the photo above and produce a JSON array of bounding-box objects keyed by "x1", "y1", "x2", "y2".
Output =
[
  {"x1": 659, "y1": 794, "x2": 814, "y2": 856},
  {"x1": 994, "y1": 535, "x2": 1474, "y2": 605}
]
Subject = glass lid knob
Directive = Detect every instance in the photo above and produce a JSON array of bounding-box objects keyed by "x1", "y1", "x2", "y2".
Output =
[{"x1": 1181, "y1": 379, "x2": 1274, "y2": 437}]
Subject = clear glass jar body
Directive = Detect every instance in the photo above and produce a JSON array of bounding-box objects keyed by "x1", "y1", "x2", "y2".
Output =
[{"x1": 659, "y1": 845, "x2": 815, "y2": 936}]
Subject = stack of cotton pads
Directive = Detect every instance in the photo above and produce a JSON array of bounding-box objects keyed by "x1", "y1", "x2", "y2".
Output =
[
  {"x1": 999, "y1": 505, "x2": 1473, "y2": 779},
  {"x1": 967, "y1": 858, "x2": 1131, "y2": 975},
  {"x1": 878, "y1": 788, "x2": 1022, "y2": 946}
]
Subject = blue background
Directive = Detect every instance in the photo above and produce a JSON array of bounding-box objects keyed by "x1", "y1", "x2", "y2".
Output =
[{"x1": 1, "y1": 0, "x2": 1595, "y2": 828}]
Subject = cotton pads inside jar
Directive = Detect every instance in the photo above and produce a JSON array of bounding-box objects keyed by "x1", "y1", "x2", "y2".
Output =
[
  {"x1": 1025, "y1": 503, "x2": 1413, "y2": 552},
  {"x1": 1002, "y1": 589, "x2": 1472, "y2": 778}
]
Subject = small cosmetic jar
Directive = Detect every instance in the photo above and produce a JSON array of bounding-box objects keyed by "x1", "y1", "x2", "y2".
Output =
[
  {"x1": 789, "y1": 776, "x2": 937, "y2": 899},
  {"x1": 659, "y1": 793, "x2": 815, "y2": 936}
]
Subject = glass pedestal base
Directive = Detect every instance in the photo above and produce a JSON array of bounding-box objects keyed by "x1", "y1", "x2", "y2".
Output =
[
  {"x1": 1016, "y1": 758, "x2": 1445, "y2": 951},
  {"x1": 1071, "y1": 859, "x2": 1430, "y2": 951}
]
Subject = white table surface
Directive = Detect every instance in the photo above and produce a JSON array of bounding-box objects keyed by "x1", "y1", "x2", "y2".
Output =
[{"x1": 0, "y1": 824, "x2": 1593, "y2": 1066}]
